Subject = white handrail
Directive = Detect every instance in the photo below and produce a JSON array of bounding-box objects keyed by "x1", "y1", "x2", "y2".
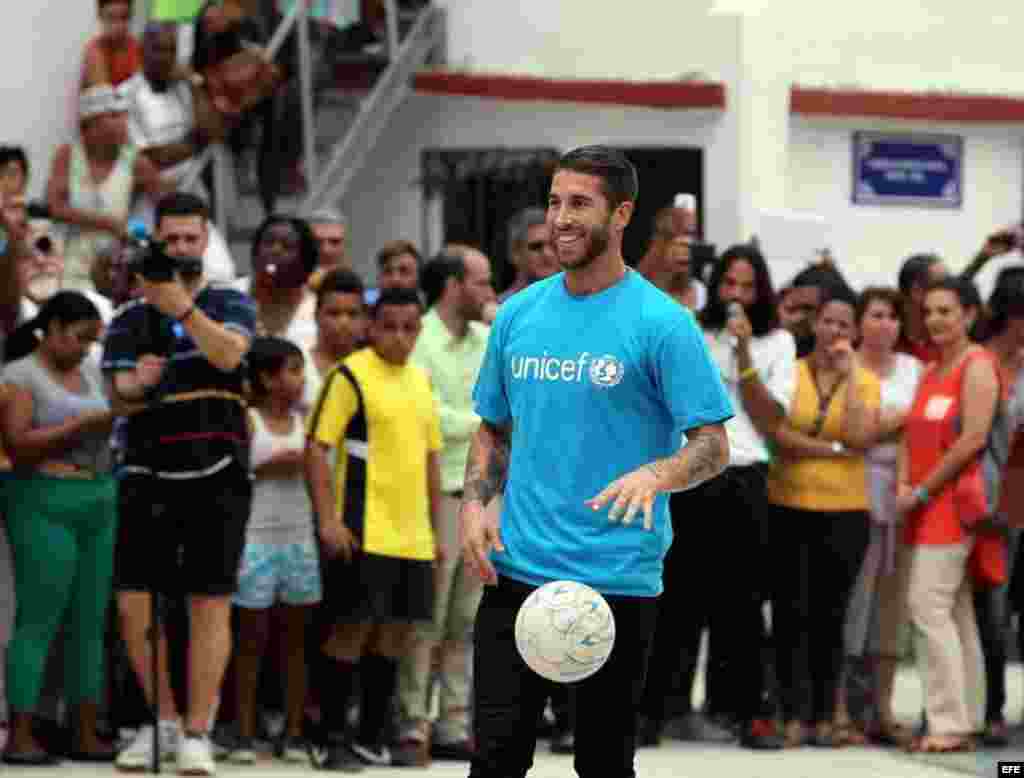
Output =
[{"x1": 296, "y1": 0, "x2": 317, "y2": 194}]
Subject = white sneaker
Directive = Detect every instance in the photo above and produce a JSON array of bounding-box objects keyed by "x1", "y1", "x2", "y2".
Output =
[
  {"x1": 178, "y1": 733, "x2": 217, "y2": 776},
  {"x1": 116, "y1": 721, "x2": 181, "y2": 770}
]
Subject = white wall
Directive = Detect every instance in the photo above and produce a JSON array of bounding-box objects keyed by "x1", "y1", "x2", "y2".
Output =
[
  {"x1": 786, "y1": 117, "x2": 1024, "y2": 292},
  {"x1": 341, "y1": 94, "x2": 737, "y2": 284},
  {"x1": 440, "y1": 0, "x2": 1024, "y2": 94},
  {"x1": 437, "y1": 0, "x2": 737, "y2": 83},
  {"x1": 1, "y1": 3, "x2": 97, "y2": 200}
]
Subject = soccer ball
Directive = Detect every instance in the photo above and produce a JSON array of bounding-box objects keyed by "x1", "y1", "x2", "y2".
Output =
[{"x1": 514, "y1": 580, "x2": 616, "y2": 683}]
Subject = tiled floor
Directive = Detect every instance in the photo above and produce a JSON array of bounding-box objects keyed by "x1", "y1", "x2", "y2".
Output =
[{"x1": 3, "y1": 663, "x2": 1020, "y2": 777}]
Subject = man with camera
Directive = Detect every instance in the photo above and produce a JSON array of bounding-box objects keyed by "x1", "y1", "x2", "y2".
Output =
[{"x1": 101, "y1": 192, "x2": 255, "y2": 776}]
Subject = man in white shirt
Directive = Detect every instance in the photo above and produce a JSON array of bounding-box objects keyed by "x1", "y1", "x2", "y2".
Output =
[
  {"x1": 639, "y1": 243, "x2": 795, "y2": 751},
  {"x1": 122, "y1": 23, "x2": 201, "y2": 192},
  {"x1": 121, "y1": 24, "x2": 236, "y2": 283}
]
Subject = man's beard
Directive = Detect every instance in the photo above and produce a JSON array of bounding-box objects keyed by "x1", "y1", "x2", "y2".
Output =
[
  {"x1": 667, "y1": 270, "x2": 691, "y2": 290},
  {"x1": 556, "y1": 221, "x2": 610, "y2": 271},
  {"x1": 459, "y1": 295, "x2": 482, "y2": 323}
]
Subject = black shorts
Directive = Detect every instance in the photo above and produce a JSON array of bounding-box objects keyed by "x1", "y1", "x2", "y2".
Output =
[
  {"x1": 114, "y1": 464, "x2": 253, "y2": 597},
  {"x1": 320, "y1": 550, "x2": 434, "y2": 625}
]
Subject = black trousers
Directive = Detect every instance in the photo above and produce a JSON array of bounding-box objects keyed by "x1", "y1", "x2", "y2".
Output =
[
  {"x1": 640, "y1": 465, "x2": 773, "y2": 726},
  {"x1": 770, "y1": 505, "x2": 869, "y2": 724},
  {"x1": 470, "y1": 577, "x2": 657, "y2": 778},
  {"x1": 975, "y1": 528, "x2": 1020, "y2": 723}
]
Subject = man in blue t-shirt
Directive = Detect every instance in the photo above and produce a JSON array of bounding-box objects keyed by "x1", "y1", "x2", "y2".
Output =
[
  {"x1": 460, "y1": 146, "x2": 733, "y2": 778},
  {"x1": 102, "y1": 192, "x2": 256, "y2": 776}
]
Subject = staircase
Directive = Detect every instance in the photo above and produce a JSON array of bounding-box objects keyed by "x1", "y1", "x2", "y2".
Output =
[{"x1": 193, "y1": 1, "x2": 447, "y2": 273}]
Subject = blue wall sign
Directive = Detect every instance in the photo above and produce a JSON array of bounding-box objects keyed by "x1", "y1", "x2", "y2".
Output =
[{"x1": 853, "y1": 131, "x2": 963, "y2": 208}]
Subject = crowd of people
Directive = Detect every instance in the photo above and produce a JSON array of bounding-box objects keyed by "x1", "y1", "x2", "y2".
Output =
[{"x1": 2, "y1": 2, "x2": 1024, "y2": 777}]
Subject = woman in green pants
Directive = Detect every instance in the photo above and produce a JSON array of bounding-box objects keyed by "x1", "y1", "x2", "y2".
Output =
[{"x1": 1, "y1": 291, "x2": 117, "y2": 765}]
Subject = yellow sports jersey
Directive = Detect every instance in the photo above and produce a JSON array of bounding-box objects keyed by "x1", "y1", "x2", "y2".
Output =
[{"x1": 307, "y1": 348, "x2": 443, "y2": 560}]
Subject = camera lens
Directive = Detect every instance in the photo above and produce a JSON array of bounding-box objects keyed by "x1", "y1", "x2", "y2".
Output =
[{"x1": 34, "y1": 235, "x2": 53, "y2": 255}]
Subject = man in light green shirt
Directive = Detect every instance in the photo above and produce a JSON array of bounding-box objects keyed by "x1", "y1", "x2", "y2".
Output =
[{"x1": 395, "y1": 247, "x2": 494, "y2": 765}]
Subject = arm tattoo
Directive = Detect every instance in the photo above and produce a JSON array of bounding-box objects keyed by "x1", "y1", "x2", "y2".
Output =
[
  {"x1": 646, "y1": 425, "x2": 728, "y2": 493},
  {"x1": 463, "y1": 421, "x2": 511, "y2": 507}
]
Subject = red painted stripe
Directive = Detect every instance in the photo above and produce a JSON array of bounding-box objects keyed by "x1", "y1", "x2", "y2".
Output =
[
  {"x1": 158, "y1": 432, "x2": 247, "y2": 445},
  {"x1": 413, "y1": 70, "x2": 727, "y2": 110},
  {"x1": 790, "y1": 87, "x2": 1024, "y2": 123}
]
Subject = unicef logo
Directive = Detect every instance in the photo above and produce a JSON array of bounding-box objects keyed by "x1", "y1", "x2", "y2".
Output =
[{"x1": 589, "y1": 355, "x2": 624, "y2": 388}]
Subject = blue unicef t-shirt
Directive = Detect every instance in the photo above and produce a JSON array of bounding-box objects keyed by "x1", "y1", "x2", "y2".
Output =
[{"x1": 473, "y1": 270, "x2": 733, "y2": 597}]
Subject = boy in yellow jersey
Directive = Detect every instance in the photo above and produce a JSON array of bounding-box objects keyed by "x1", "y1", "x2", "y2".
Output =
[{"x1": 304, "y1": 287, "x2": 444, "y2": 769}]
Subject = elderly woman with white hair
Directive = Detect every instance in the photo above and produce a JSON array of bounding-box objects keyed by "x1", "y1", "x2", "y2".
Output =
[{"x1": 45, "y1": 85, "x2": 166, "y2": 292}]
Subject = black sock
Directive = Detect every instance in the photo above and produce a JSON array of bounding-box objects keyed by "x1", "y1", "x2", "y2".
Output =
[
  {"x1": 358, "y1": 652, "x2": 398, "y2": 747},
  {"x1": 319, "y1": 654, "x2": 358, "y2": 741}
]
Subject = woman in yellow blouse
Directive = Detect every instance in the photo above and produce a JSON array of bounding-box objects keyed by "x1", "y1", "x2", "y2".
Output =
[{"x1": 768, "y1": 286, "x2": 881, "y2": 747}]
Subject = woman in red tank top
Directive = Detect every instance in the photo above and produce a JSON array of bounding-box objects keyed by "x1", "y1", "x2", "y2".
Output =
[{"x1": 897, "y1": 277, "x2": 1001, "y2": 753}]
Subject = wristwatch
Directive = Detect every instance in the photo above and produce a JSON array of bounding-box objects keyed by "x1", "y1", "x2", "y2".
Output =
[{"x1": 830, "y1": 440, "x2": 845, "y2": 456}]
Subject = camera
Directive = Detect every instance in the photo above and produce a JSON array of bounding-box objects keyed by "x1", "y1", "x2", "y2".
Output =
[
  {"x1": 126, "y1": 237, "x2": 202, "y2": 283},
  {"x1": 26, "y1": 201, "x2": 51, "y2": 220}
]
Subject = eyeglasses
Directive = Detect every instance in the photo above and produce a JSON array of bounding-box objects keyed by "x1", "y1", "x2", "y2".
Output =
[{"x1": 526, "y1": 241, "x2": 546, "y2": 252}]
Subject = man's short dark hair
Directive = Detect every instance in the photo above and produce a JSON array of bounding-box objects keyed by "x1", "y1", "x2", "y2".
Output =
[
  {"x1": 371, "y1": 287, "x2": 423, "y2": 319},
  {"x1": 898, "y1": 253, "x2": 944, "y2": 295},
  {"x1": 0, "y1": 146, "x2": 29, "y2": 180},
  {"x1": 315, "y1": 268, "x2": 365, "y2": 312},
  {"x1": 555, "y1": 146, "x2": 639, "y2": 209},
  {"x1": 155, "y1": 192, "x2": 209, "y2": 229},
  {"x1": 376, "y1": 240, "x2": 422, "y2": 270},
  {"x1": 420, "y1": 252, "x2": 466, "y2": 309}
]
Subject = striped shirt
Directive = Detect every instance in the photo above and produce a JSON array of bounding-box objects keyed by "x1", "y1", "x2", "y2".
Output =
[{"x1": 101, "y1": 286, "x2": 256, "y2": 478}]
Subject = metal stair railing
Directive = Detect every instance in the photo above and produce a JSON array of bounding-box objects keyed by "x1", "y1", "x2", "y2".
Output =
[
  {"x1": 302, "y1": 1, "x2": 446, "y2": 212},
  {"x1": 142, "y1": 0, "x2": 443, "y2": 234}
]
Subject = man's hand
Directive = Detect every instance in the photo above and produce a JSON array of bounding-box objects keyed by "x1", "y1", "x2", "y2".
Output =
[
  {"x1": 981, "y1": 225, "x2": 1021, "y2": 259},
  {"x1": 135, "y1": 354, "x2": 168, "y2": 390},
  {"x1": 586, "y1": 467, "x2": 660, "y2": 531},
  {"x1": 140, "y1": 276, "x2": 193, "y2": 319},
  {"x1": 320, "y1": 516, "x2": 358, "y2": 562},
  {"x1": 460, "y1": 499, "x2": 503, "y2": 585}
]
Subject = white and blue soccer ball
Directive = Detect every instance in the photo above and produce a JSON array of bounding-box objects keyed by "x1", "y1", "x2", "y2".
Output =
[{"x1": 514, "y1": 580, "x2": 616, "y2": 683}]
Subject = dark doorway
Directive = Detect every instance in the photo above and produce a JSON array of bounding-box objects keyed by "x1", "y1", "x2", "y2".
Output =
[
  {"x1": 425, "y1": 146, "x2": 704, "y2": 291},
  {"x1": 616, "y1": 147, "x2": 704, "y2": 266},
  {"x1": 423, "y1": 148, "x2": 560, "y2": 293}
]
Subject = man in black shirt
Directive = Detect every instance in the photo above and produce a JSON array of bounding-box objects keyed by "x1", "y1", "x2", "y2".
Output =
[{"x1": 102, "y1": 192, "x2": 255, "y2": 776}]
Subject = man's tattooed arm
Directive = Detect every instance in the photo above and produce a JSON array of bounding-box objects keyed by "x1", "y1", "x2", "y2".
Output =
[
  {"x1": 463, "y1": 420, "x2": 512, "y2": 507},
  {"x1": 645, "y1": 423, "x2": 728, "y2": 493}
]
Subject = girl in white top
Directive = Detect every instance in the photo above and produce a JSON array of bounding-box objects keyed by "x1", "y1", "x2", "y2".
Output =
[
  {"x1": 231, "y1": 336, "x2": 320, "y2": 763},
  {"x1": 840, "y1": 288, "x2": 922, "y2": 746}
]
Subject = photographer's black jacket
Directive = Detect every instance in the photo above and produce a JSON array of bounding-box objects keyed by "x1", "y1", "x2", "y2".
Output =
[{"x1": 101, "y1": 285, "x2": 257, "y2": 478}]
